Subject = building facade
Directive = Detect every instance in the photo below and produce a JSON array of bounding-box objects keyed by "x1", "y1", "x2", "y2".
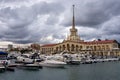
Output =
[{"x1": 40, "y1": 5, "x2": 120, "y2": 56}]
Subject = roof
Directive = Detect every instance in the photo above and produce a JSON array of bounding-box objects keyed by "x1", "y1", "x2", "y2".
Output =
[
  {"x1": 81, "y1": 40, "x2": 117, "y2": 44},
  {"x1": 41, "y1": 40, "x2": 117, "y2": 47},
  {"x1": 41, "y1": 44, "x2": 57, "y2": 47}
]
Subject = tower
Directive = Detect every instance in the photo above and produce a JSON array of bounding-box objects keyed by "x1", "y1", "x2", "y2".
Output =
[
  {"x1": 67, "y1": 5, "x2": 81, "y2": 42},
  {"x1": 70, "y1": 5, "x2": 77, "y2": 36}
]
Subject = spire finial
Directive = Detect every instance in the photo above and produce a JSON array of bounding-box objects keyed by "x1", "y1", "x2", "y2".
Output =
[{"x1": 72, "y1": 4, "x2": 75, "y2": 29}]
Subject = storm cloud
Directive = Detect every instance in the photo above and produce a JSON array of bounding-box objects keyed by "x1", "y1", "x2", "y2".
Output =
[{"x1": 0, "y1": 0, "x2": 120, "y2": 44}]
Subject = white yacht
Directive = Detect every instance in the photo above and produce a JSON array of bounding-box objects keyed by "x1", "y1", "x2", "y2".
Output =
[
  {"x1": 64, "y1": 54, "x2": 81, "y2": 65},
  {"x1": 39, "y1": 56, "x2": 66, "y2": 68},
  {"x1": 0, "y1": 64, "x2": 5, "y2": 72},
  {"x1": 17, "y1": 63, "x2": 42, "y2": 70},
  {"x1": 16, "y1": 54, "x2": 33, "y2": 64}
]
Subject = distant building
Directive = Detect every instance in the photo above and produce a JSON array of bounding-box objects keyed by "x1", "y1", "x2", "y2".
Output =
[
  {"x1": 0, "y1": 41, "x2": 30, "y2": 51},
  {"x1": 30, "y1": 43, "x2": 40, "y2": 50},
  {"x1": 8, "y1": 44, "x2": 13, "y2": 50},
  {"x1": 40, "y1": 5, "x2": 120, "y2": 56},
  {"x1": 0, "y1": 41, "x2": 13, "y2": 51},
  {"x1": 12, "y1": 43, "x2": 30, "y2": 49}
]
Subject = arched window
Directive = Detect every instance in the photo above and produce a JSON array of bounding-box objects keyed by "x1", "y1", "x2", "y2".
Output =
[
  {"x1": 102, "y1": 45, "x2": 105, "y2": 50},
  {"x1": 106, "y1": 45, "x2": 110, "y2": 50},
  {"x1": 94, "y1": 46, "x2": 96, "y2": 50},
  {"x1": 56, "y1": 47, "x2": 58, "y2": 52},
  {"x1": 59, "y1": 46, "x2": 61, "y2": 51},
  {"x1": 76, "y1": 45, "x2": 78, "y2": 51},
  {"x1": 80, "y1": 46, "x2": 82, "y2": 50},
  {"x1": 71, "y1": 44, "x2": 75, "y2": 51},
  {"x1": 63, "y1": 45, "x2": 65, "y2": 51},
  {"x1": 67, "y1": 44, "x2": 70, "y2": 51}
]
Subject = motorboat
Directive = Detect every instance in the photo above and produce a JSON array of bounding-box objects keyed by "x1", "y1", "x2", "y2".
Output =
[
  {"x1": 15, "y1": 54, "x2": 42, "y2": 70},
  {"x1": 30, "y1": 53, "x2": 44, "y2": 62},
  {"x1": 0, "y1": 51, "x2": 9, "y2": 72},
  {"x1": 0, "y1": 64, "x2": 6, "y2": 72},
  {"x1": 40, "y1": 60, "x2": 66, "y2": 68},
  {"x1": 15, "y1": 53, "x2": 33, "y2": 64},
  {"x1": 16, "y1": 53, "x2": 43, "y2": 64},
  {"x1": 39, "y1": 56, "x2": 66, "y2": 68},
  {"x1": 17, "y1": 63, "x2": 42, "y2": 70},
  {"x1": 64, "y1": 54, "x2": 81, "y2": 65},
  {"x1": 66, "y1": 60, "x2": 80, "y2": 65}
]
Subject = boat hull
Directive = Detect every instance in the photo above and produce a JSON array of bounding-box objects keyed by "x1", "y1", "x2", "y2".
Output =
[
  {"x1": 17, "y1": 64, "x2": 42, "y2": 70},
  {"x1": 0, "y1": 65, "x2": 6, "y2": 73},
  {"x1": 66, "y1": 61, "x2": 80, "y2": 65},
  {"x1": 39, "y1": 63, "x2": 65, "y2": 68}
]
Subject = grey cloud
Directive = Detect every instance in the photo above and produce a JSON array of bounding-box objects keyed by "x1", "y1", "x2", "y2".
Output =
[
  {"x1": 100, "y1": 16, "x2": 120, "y2": 42},
  {"x1": 32, "y1": 2, "x2": 64, "y2": 15},
  {"x1": 0, "y1": 1, "x2": 64, "y2": 43},
  {"x1": 45, "y1": 14, "x2": 59, "y2": 25},
  {"x1": 0, "y1": 0, "x2": 26, "y2": 3},
  {"x1": 62, "y1": 0, "x2": 120, "y2": 27},
  {"x1": 78, "y1": 27, "x2": 102, "y2": 41},
  {"x1": 0, "y1": 0, "x2": 120, "y2": 44}
]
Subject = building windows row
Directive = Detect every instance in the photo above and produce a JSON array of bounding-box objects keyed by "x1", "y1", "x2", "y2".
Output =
[
  {"x1": 86, "y1": 45, "x2": 110, "y2": 50},
  {"x1": 41, "y1": 44, "x2": 117, "y2": 54},
  {"x1": 55, "y1": 44, "x2": 83, "y2": 52}
]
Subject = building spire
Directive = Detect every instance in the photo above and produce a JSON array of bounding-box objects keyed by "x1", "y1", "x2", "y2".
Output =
[
  {"x1": 72, "y1": 5, "x2": 75, "y2": 29},
  {"x1": 66, "y1": 5, "x2": 82, "y2": 42}
]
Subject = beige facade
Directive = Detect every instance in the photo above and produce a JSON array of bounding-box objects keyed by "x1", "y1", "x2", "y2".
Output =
[
  {"x1": 41, "y1": 40, "x2": 120, "y2": 56},
  {"x1": 40, "y1": 5, "x2": 120, "y2": 56}
]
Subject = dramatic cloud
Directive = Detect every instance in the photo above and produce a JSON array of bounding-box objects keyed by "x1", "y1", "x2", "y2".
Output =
[
  {"x1": 0, "y1": 0, "x2": 120, "y2": 44},
  {"x1": 0, "y1": 1, "x2": 65, "y2": 44},
  {"x1": 62, "y1": 0, "x2": 120, "y2": 27}
]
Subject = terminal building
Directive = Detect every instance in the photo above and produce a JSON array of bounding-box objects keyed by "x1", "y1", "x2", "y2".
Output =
[{"x1": 40, "y1": 5, "x2": 120, "y2": 56}]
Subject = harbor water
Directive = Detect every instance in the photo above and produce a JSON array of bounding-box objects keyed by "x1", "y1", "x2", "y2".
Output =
[{"x1": 0, "y1": 61, "x2": 120, "y2": 80}]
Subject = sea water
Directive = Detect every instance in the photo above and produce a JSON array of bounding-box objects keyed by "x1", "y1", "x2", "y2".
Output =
[{"x1": 0, "y1": 61, "x2": 120, "y2": 80}]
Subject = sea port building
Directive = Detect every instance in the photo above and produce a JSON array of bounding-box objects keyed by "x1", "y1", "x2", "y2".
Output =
[{"x1": 40, "y1": 5, "x2": 120, "y2": 56}]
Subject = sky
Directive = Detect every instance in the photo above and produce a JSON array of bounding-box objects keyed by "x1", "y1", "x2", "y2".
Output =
[{"x1": 0, "y1": 0, "x2": 120, "y2": 44}]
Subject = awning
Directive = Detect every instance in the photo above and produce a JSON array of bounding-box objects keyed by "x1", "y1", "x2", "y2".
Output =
[{"x1": 0, "y1": 51, "x2": 8, "y2": 55}]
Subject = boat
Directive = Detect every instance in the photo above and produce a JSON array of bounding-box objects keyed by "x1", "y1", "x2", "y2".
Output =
[
  {"x1": 39, "y1": 56, "x2": 66, "y2": 68},
  {"x1": 81, "y1": 59, "x2": 93, "y2": 64},
  {"x1": 0, "y1": 51, "x2": 9, "y2": 72},
  {"x1": 16, "y1": 53, "x2": 43, "y2": 64},
  {"x1": 0, "y1": 51, "x2": 9, "y2": 64},
  {"x1": 64, "y1": 54, "x2": 81, "y2": 65},
  {"x1": 0, "y1": 64, "x2": 6, "y2": 72},
  {"x1": 6, "y1": 67, "x2": 15, "y2": 72},
  {"x1": 40, "y1": 60, "x2": 66, "y2": 68},
  {"x1": 16, "y1": 54, "x2": 34, "y2": 64},
  {"x1": 66, "y1": 60, "x2": 80, "y2": 65},
  {"x1": 30, "y1": 52, "x2": 44, "y2": 62},
  {"x1": 17, "y1": 63, "x2": 42, "y2": 70}
]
